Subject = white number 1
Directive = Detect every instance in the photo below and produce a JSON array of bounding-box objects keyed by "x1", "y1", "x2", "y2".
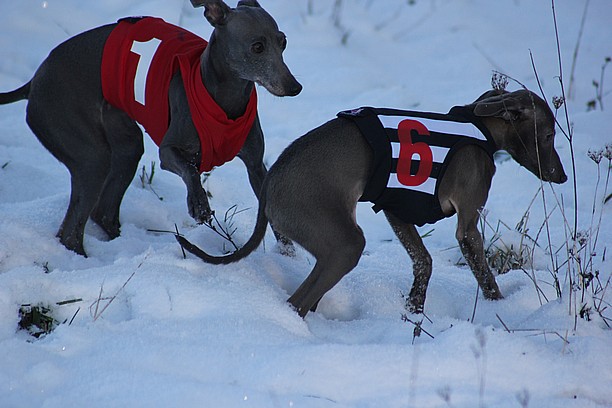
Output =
[{"x1": 130, "y1": 38, "x2": 162, "y2": 106}]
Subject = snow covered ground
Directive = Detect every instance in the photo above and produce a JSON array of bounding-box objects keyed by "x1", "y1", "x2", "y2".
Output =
[{"x1": 1, "y1": 1, "x2": 611, "y2": 407}]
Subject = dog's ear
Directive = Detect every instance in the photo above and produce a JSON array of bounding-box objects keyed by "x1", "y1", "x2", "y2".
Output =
[
  {"x1": 473, "y1": 93, "x2": 522, "y2": 122},
  {"x1": 474, "y1": 88, "x2": 507, "y2": 103},
  {"x1": 237, "y1": 0, "x2": 261, "y2": 7},
  {"x1": 194, "y1": 0, "x2": 231, "y2": 27}
]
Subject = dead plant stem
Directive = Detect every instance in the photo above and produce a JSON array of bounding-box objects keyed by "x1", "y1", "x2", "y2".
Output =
[{"x1": 567, "y1": 0, "x2": 590, "y2": 99}]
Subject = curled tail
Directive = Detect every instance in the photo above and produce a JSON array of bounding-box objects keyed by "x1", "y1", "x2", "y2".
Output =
[
  {"x1": 175, "y1": 195, "x2": 269, "y2": 265},
  {"x1": 0, "y1": 82, "x2": 30, "y2": 104}
]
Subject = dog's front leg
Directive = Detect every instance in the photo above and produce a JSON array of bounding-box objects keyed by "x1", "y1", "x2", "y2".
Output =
[
  {"x1": 384, "y1": 211, "x2": 432, "y2": 313},
  {"x1": 159, "y1": 133, "x2": 212, "y2": 225},
  {"x1": 161, "y1": 77, "x2": 213, "y2": 224},
  {"x1": 456, "y1": 212, "x2": 503, "y2": 300},
  {"x1": 238, "y1": 116, "x2": 295, "y2": 256}
]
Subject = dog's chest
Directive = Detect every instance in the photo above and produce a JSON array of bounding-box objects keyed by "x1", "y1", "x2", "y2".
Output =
[{"x1": 338, "y1": 107, "x2": 495, "y2": 226}]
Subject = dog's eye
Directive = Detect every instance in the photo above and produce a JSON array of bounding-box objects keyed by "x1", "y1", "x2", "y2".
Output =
[{"x1": 251, "y1": 42, "x2": 265, "y2": 54}]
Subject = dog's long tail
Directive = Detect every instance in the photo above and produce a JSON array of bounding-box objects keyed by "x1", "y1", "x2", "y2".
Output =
[
  {"x1": 0, "y1": 82, "x2": 30, "y2": 104},
  {"x1": 175, "y1": 194, "x2": 269, "y2": 265}
]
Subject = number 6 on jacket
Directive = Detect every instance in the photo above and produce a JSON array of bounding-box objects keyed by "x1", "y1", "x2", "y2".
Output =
[{"x1": 396, "y1": 119, "x2": 433, "y2": 187}]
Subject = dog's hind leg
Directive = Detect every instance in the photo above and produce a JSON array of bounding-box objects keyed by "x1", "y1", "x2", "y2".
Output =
[
  {"x1": 384, "y1": 211, "x2": 432, "y2": 313},
  {"x1": 60, "y1": 164, "x2": 109, "y2": 256},
  {"x1": 91, "y1": 107, "x2": 144, "y2": 239},
  {"x1": 285, "y1": 216, "x2": 365, "y2": 317},
  {"x1": 36, "y1": 128, "x2": 110, "y2": 256},
  {"x1": 25, "y1": 106, "x2": 110, "y2": 256}
]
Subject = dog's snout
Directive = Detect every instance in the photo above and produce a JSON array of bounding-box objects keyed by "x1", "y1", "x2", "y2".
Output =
[
  {"x1": 287, "y1": 81, "x2": 302, "y2": 96},
  {"x1": 558, "y1": 172, "x2": 568, "y2": 184},
  {"x1": 271, "y1": 77, "x2": 302, "y2": 97},
  {"x1": 545, "y1": 167, "x2": 568, "y2": 184}
]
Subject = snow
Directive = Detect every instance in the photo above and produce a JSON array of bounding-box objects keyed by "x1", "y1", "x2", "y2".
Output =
[{"x1": 1, "y1": 0, "x2": 611, "y2": 407}]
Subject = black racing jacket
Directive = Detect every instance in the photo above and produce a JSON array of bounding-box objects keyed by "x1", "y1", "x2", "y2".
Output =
[{"x1": 337, "y1": 106, "x2": 497, "y2": 226}]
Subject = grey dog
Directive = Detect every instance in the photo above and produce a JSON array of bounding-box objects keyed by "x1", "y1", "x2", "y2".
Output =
[
  {"x1": 177, "y1": 89, "x2": 567, "y2": 317},
  {"x1": 0, "y1": 0, "x2": 301, "y2": 256}
]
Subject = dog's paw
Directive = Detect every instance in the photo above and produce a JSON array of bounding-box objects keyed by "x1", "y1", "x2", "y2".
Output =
[
  {"x1": 187, "y1": 192, "x2": 213, "y2": 224},
  {"x1": 277, "y1": 237, "x2": 296, "y2": 258},
  {"x1": 483, "y1": 288, "x2": 504, "y2": 301},
  {"x1": 272, "y1": 232, "x2": 295, "y2": 257},
  {"x1": 57, "y1": 231, "x2": 87, "y2": 258},
  {"x1": 194, "y1": 209, "x2": 214, "y2": 225},
  {"x1": 406, "y1": 298, "x2": 424, "y2": 315},
  {"x1": 90, "y1": 212, "x2": 121, "y2": 240}
]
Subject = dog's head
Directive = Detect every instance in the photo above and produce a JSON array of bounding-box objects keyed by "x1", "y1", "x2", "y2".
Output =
[
  {"x1": 193, "y1": 0, "x2": 302, "y2": 97},
  {"x1": 469, "y1": 89, "x2": 567, "y2": 184}
]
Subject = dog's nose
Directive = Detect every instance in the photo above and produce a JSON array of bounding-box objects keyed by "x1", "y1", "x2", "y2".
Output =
[
  {"x1": 287, "y1": 81, "x2": 302, "y2": 96},
  {"x1": 548, "y1": 169, "x2": 567, "y2": 184}
]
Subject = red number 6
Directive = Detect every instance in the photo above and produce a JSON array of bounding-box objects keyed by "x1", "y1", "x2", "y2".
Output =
[{"x1": 396, "y1": 119, "x2": 433, "y2": 187}]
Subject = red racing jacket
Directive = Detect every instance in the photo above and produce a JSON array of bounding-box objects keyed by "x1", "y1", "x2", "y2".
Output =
[{"x1": 101, "y1": 17, "x2": 257, "y2": 173}]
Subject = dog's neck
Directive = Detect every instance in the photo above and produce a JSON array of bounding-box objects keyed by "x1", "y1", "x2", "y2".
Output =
[
  {"x1": 476, "y1": 116, "x2": 511, "y2": 153},
  {"x1": 200, "y1": 43, "x2": 255, "y2": 120}
]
